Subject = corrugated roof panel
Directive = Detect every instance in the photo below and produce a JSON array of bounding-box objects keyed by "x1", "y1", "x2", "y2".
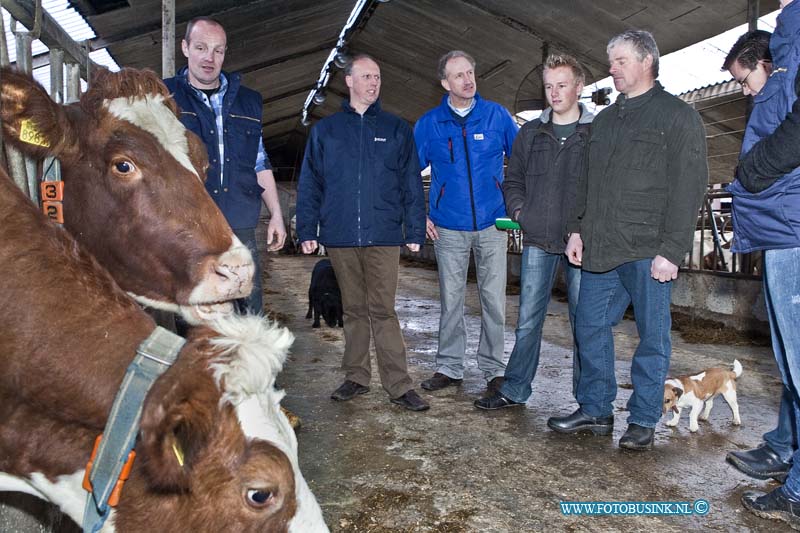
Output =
[{"x1": 2, "y1": 0, "x2": 119, "y2": 94}]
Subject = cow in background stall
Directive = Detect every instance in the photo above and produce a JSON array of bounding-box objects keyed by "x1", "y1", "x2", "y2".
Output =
[
  {"x1": 0, "y1": 166, "x2": 327, "y2": 531},
  {"x1": 0, "y1": 67, "x2": 253, "y2": 322}
]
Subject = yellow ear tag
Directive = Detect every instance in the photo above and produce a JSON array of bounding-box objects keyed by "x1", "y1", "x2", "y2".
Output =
[
  {"x1": 171, "y1": 441, "x2": 185, "y2": 467},
  {"x1": 19, "y1": 119, "x2": 51, "y2": 147}
]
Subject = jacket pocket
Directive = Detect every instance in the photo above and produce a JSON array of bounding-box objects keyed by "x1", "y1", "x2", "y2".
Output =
[
  {"x1": 616, "y1": 191, "x2": 664, "y2": 249},
  {"x1": 435, "y1": 182, "x2": 447, "y2": 209},
  {"x1": 628, "y1": 129, "x2": 665, "y2": 171}
]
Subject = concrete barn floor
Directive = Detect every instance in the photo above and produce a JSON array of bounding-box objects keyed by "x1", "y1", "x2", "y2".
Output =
[
  {"x1": 1, "y1": 253, "x2": 789, "y2": 532},
  {"x1": 274, "y1": 254, "x2": 784, "y2": 532}
]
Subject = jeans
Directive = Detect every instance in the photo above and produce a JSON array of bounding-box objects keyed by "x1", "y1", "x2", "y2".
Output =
[
  {"x1": 764, "y1": 386, "x2": 797, "y2": 463},
  {"x1": 761, "y1": 248, "x2": 800, "y2": 499},
  {"x1": 434, "y1": 225, "x2": 507, "y2": 381},
  {"x1": 499, "y1": 246, "x2": 581, "y2": 403},
  {"x1": 234, "y1": 227, "x2": 263, "y2": 315},
  {"x1": 575, "y1": 259, "x2": 672, "y2": 428}
]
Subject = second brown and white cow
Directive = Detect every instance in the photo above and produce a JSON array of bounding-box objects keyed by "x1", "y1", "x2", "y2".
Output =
[
  {"x1": 0, "y1": 165, "x2": 327, "y2": 531},
  {"x1": 0, "y1": 67, "x2": 253, "y2": 321}
]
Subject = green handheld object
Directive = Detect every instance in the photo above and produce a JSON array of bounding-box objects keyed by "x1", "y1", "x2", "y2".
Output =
[{"x1": 495, "y1": 217, "x2": 520, "y2": 230}]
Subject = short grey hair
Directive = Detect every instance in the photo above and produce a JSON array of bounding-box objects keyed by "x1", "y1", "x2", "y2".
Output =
[
  {"x1": 437, "y1": 50, "x2": 476, "y2": 80},
  {"x1": 607, "y1": 29, "x2": 660, "y2": 78}
]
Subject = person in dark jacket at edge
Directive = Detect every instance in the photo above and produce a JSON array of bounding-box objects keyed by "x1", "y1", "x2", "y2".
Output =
[
  {"x1": 721, "y1": 25, "x2": 798, "y2": 505},
  {"x1": 546, "y1": 30, "x2": 708, "y2": 451},
  {"x1": 720, "y1": 2, "x2": 800, "y2": 527},
  {"x1": 296, "y1": 54, "x2": 429, "y2": 412},
  {"x1": 414, "y1": 51, "x2": 519, "y2": 399},
  {"x1": 164, "y1": 17, "x2": 286, "y2": 316},
  {"x1": 475, "y1": 53, "x2": 592, "y2": 411}
]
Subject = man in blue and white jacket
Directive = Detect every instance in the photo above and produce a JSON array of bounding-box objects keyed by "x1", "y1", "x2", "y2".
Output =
[
  {"x1": 296, "y1": 54, "x2": 429, "y2": 412},
  {"x1": 414, "y1": 50, "x2": 519, "y2": 397}
]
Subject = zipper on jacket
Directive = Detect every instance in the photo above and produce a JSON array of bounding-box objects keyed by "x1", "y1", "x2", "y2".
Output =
[
  {"x1": 448, "y1": 137, "x2": 454, "y2": 163},
  {"x1": 462, "y1": 126, "x2": 478, "y2": 231},
  {"x1": 436, "y1": 183, "x2": 446, "y2": 209},
  {"x1": 357, "y1": 114, "x2": 364, "y2": 246}
]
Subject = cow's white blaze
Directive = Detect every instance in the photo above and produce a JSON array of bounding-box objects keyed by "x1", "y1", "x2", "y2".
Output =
[
  {"x1": 105, "y1": 95, "x2": 199, "y2": 180},
  {"x1": 209, "y1": 315, "x2": 328, "y2": 532}
]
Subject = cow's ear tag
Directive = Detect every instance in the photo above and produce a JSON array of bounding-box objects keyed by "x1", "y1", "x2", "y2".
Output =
[
  {"x1": 19, "y1": 119, "x2": 51, "y2": 147},
  {"x1": 172, "y1": 440, "x2": 185, "y2": 467}
]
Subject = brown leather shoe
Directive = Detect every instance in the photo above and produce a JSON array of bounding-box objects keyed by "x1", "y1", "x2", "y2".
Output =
[
  {"x1": 391, "y1": 390, "x2": 430, "y2": 411},
  {"x1": 420, "y1": 372, "x2": 462, "y2": 391}
]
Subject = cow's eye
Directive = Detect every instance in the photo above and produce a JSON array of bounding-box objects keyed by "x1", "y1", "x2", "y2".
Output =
[
  {"x1": 245, "y1": 488, "x2": 274, "y2": 508},
  {"x1": 110, "y1": 158, "x2": 141, "y2": 180}
]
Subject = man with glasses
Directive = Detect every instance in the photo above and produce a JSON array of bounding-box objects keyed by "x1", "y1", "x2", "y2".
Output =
[
  {"x1": 722, "y1": 1, "x2": 800, "y2": 526},
  {"x1": 720, "y1": 28, "x2": 796, "y2": 489}
]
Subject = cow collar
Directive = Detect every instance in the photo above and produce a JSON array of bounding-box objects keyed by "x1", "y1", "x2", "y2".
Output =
[{"x1": 82, "y1": 326, "x2": 186, "y2": 533}]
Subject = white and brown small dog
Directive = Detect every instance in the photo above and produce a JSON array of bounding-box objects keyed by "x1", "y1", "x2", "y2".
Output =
[{"x1": 663, "y1": 360, "x2": 742, "y2": 432}]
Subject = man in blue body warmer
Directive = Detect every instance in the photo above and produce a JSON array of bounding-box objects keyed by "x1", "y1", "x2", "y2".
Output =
[
  {"x1": 414, "y1": 50, "x2": 519, "y2": 398},
  {"x1": 164, "y1": 17, "x2": 286, "y2": 315}
]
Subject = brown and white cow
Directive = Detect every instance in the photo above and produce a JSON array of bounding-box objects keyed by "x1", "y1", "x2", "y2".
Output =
[
  {"x1": 0, "y1": 67, "x2": 253, "y2": 321},
  {"x1": 0, "y1": 167, "x2": 327, "y2": 532}
]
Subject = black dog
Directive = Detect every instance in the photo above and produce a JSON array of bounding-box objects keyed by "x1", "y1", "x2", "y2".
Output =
[{"x1": 306, "y1": 259, "x2": 343, "y2": 328}]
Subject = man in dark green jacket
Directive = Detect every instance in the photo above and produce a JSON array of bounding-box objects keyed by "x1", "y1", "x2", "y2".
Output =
[{"x1": 547, "y1": 30, "x2": 708, "y2": 451}]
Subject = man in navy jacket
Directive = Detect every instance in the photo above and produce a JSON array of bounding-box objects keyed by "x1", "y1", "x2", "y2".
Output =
[
  {"x1": 164, "y1": 17, "x2": 285, "y2": 315},
  {"x1": 414, "y1": 50, "x2": 519, "y2": 397},
  {"x1": 296, "y1": 54, "x2": 429, "y2": 412}
]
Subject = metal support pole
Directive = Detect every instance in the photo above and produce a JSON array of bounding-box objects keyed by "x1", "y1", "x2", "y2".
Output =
[
  {"x1": 0, "y1": 5, "x2": 10, "y2": 66},
  {"x1": 162, "y1": 0, "x2": 175, "y2": 78},
  {"x1": 7, "y1": 31, "x2": 33, "y2": 196},
  {"x1": 66, "y1": 62, "x2": 81, "y2": 103},
  {"x1": 50, "y1": 48, "x2": 64, "y2": 104},
  {"x1": 748, "y1": 0, "x2": 759, "y2": 32},
  {"x1": 14, "y1": 31, "x2": 33, "y2": 74}
]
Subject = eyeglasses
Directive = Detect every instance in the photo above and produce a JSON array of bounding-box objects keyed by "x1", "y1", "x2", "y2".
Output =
[
  {"x1": 737, "y1": 60, "x2": 772, "y2": 90},
  {"x1": 738, "y1": 69, "x2": 755, "y2": 90}
]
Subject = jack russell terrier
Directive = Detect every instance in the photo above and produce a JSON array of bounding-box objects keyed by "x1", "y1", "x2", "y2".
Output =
[{"x1": 663, "y1": 360, "x2": 742, "y2": 432}]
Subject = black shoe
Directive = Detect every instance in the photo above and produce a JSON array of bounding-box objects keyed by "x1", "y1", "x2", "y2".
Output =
[
  {"x1": 474, "y1": 391, "x2": 524, "y2": 410},
  {"x1": 486, "y1": 376, "x2": 505, "y2": 396},
  {"x1": 727, "y1": 443, "x2": 791, "y2": 483},
  {"x1": 330, "y1": 380, "x2": 370, "y2": 401},
  {"x1": 547, "y1": 408, "x2": 613, "y2": 436},
  {"x1": 743, "y1": 488, "x2": 800, "y2": 530},
  {"x1": 619, "y1": 423, "x2": 655, "y2": 451},
  {"x1": 391, "y1": 390, "x2": 430, "y2": 412},
  {"x1": 420, "y1": 372, "x2": 462, "y2": 391}
]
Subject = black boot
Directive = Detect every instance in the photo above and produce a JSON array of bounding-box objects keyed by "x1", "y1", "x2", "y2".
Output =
[
  {"x1": 547, "y1": 408, "x2": 613, "y2": 435},
  {"x1": 727, "y1": 443, "x2": 791, "y2": 483},
  {"x1": 619, "y1": 423, "x2": 654, "y2": 451},
  {"x1": 742, "y1": 487, "x2": 800, "y2": 530}
]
